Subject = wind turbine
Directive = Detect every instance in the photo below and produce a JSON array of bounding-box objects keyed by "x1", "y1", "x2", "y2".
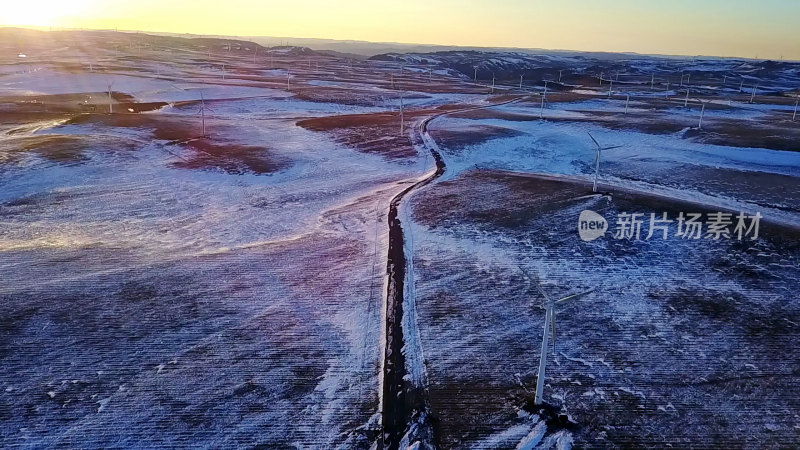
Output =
[
  {"x1": 399, "y1": 89, "x2": 405, "y2": 137},
  {"x1": 558, "y1": 69, "x2": 564, "y2": 82},
  {"x1": 534, "y1": 288, "x2": 595, "y2": 405},
  {"x1": 749, "y1": 85, "x2": 759, "y2": 104},
  {"x1": 684, "y1": 88, "x2": 690, "y2": 108},
  {"x1": 695, "y1": 98, "x2": 708, "y2": 129},
  {"x1": 650, "y1": 73, "x2": 655, "y2": 90},
  {"x1": 474, "y1": 66, "x2": 478, "y2": 82},
  {"x1": 607, "y1": 78, "x2": 613, "y2": 98},
  {"x1": 587, "y1": 132, "x2": 622, "y2": 193},
  {"x1": 624, "y1": 93, "x2": 631, "y2": 114},
  {"x1": 197, "y1": 91, "x2": 215, "y2": 138},
  {"x1": 519, "y1": 73, "x2": 524, "y2": 89},
  {"x1": 793, "y1": 94, "x2": 798, "y2": 122},
  {"x1": 107, "y1": 81, "x2": 114, "y2": 114},
  {"x1": 491, "y1": 73, "x2": 496, "y2": 94},
  {"x1": 539, "y1": 81, "x2": 550, "y2": 119}
]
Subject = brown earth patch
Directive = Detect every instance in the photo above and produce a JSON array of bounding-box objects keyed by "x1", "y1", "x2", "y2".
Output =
[{"x1": 297, "y1": 109, "x2": 439, "y2": 159}]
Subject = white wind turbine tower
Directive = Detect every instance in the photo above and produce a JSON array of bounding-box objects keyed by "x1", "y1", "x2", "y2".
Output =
[
  {"x1": 793, "y1": 94, "x2": 799, "y2": 121},
  {"x1": 474, "y1": 66, "x2": 478, "y2": 82},
  {"x1": 399, "y1": 89, "x2": 405, "y2": 137},
  {"x1": 624, "y1": 93, "x2": 631, "y2": 114},
  {"x1": 588, "y1": 132, "x2": 622, "y2": 193},
  {"x1": 197, "y1": 91, "x2": 215, "y2": 138},
  {"x1": 107, "y1": 81, "x2": 114, "y2": 114},
  {"x1": 539, "y1": 81, "x2": 550, "y2": 119},
  {"x1": 558, "y1": 69, "x2": 564, "y2": 82},
  {"x1": 695, "y1": 97, "x2": 708, "y2": 129},
  {"x1": 749, "y1": 85, "x2": 759, "y2": 104},
  {"x1": 534, "y1": 288, "x2": 595, "y2": 405},
  {"x1": 519, "y1": 72, "x2": 524, "y2": 89},
  {"x1": 607, "y1": 78, "x2": 613, "y2": 98},
  {"x1": 684, "y1": 88, "x2": 691, "y2": 108},
  {"x1": 491, "y1": 72, "x2": 496, "y2": 94}
]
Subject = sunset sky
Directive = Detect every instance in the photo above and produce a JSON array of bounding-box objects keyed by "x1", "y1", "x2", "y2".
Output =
[{"x1": 2, "y1": 0, "x2": 798, "y2": 59}]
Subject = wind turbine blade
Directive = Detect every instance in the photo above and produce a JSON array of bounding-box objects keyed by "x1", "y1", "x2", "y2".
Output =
[
  {"x1": 555, "y1": 289, "x2": 595, "y2": 304},
  {"x1": 587, "y1": 132, "x2": 601, "y2": 149},
  {"x1": 601, "y1": 145, "x2": 623, "y2": 151}
]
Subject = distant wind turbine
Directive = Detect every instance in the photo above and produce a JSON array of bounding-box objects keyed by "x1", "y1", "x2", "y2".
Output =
[
  {"x1": 197, "y1": 91, "x2": 215, "y2": 138},
  {"x1": 539, "y1": 81, "x2": 550, "y2": 119},
  {"x1": 695, "y1": 98, "x2": 708, "y2": 129},
  {"x1": 399, "y1": 90, "x2": 405, "y2": 136},
  {"x1": 793, "y1": 94, "x2": 798, "y2": 122},
  {"x1": 749, "y1": 85, "x2": 759, "y2": 104},
  {"x1": 588, "y1": 132, "x2": 622, "y2": 193},
  {"x1": 534, "y1": 288, "x2": 595, "y2": 405},
  {"x1": 107, "y1": 81, "x2": 114, "y2": 114}
]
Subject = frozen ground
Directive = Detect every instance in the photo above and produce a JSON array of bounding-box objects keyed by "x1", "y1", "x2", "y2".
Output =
[{"x1": 2, "y1": 28, "x2": 799, "y2": 449}]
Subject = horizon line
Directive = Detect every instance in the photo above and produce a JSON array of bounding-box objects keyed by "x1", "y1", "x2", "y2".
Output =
[{"x1": 3, "y1": 24, "x2": 798, "y2": 63}]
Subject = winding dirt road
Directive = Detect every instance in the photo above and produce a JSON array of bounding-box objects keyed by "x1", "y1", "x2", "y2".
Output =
[{"x1": 380, "y1": 96, "x2": 526, "y2": 449}]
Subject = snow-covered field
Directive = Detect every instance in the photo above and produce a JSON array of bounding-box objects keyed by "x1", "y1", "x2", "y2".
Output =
[{"x1": 1, "y1": 29, "x2": 799, "y2": 449}]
